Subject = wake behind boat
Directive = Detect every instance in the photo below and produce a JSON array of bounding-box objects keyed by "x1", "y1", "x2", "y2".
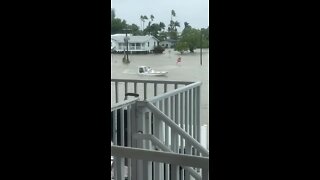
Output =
[{"x1": 138, "y1": 66, "x2": 168, "y2": 76}]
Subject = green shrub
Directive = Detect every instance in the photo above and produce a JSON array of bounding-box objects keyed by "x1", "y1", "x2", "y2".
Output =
[{"x1": 153, "y1": 45, "x2": 165, "y2": 54}]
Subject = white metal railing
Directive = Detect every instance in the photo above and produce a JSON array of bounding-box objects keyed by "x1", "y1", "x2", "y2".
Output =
[
  {"x1": 111, "y1": 79, "x2": 194, "y2": 104},
  {"x1": 110, "y1": 79, "x2": 207, "y2": 180},
  {"x1": 144, "y1": 101, "x2": 208, "y2": 156},
  {"x1": 147, "y1": 82, "x2": 202, "y2": 150}
]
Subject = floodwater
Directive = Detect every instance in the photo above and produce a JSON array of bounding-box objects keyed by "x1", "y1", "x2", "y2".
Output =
[{"x1": 111, "y1": 48, "x2": 209, "y2": 127}]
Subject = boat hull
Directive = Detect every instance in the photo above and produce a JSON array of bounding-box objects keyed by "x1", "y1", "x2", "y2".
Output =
[{"x1": 138, "y1": 72, "x2": 168, "y2": 76}]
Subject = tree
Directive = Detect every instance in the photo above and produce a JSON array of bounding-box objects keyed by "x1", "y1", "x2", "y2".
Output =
[
  {"x1": 171, "y1": 10, "x2": 176, "y2": 21},
  {"x1": 168, "y1": 10, "x2": 179, "y2": 40},
  {"x1": 175, "y1": 41, "x2": 189, "y2": 54},
  {"x1": 158, "y1": 31, "x2": 167, "y2": 41},
  {"x1": 143, "y1": 15, "x2": 148, "y2": 31},
  {"x1": 140, "y1": 15, "x2": 148, "y2": 31},
  {"x1": 184, "y1": 22, "x2": 191, "y2": 29},
  {"x1": 128, "y1": 24, "x2": 142, "y2": 36},
  {"x1": 159, "y1": 22, "x2": 166, "y2": 31},
  {"x1": 174, "y1": 21, "x2": 180, "y2": 31},
  {"x1": 146, "y1": 14, "x2": 155, "y2": 35},
  {"x1": 140, "y1": 15, "x2": 144, "y2": 30},
  {"x1": 111, "y1": 18, "x2": 128, "y2": 34},
  {"x1": 153, "y1": 45, "x2": 165, "y2": 54},
  {"x1": 144, "y1": 23, "x2": 162, "y2": 38},
  {"x1": 176, "y1": 26, "x2": 208, "y2": 53}
]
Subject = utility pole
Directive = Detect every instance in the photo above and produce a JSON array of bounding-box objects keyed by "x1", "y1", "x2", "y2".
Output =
[
  {"x1": 123, "y1": 28, "x2": 130, "y2": 63},
  {"x1": 200, "y1": 30, "x2": 203, "y2": 66}
]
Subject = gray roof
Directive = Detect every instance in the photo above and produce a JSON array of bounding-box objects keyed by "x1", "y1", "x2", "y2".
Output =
[{"x1": 111, "y1": 35, "x2": 159, "y2": 43}]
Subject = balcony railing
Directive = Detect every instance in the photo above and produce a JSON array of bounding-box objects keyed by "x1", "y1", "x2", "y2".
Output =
[{"x1": 110, "y1": 79, "x2": 208, "y2": 180}]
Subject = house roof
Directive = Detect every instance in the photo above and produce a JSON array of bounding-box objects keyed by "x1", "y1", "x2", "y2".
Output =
[{"x1": 111, "y1": 35, "x2": 159, "y2": 43}]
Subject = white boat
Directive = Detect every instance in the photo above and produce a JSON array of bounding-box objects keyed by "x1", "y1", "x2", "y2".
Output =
[{"x1": 138, "y1": 66, "x2": 168, "y2": 76}]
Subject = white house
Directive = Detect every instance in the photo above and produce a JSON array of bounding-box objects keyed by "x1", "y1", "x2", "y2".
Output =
[
  {"x1": 159, "y1": 39, "x2": 177, "y2": 48},
  {"x1": 111, "y1": 34, "x2": 159, "y2": 53}
]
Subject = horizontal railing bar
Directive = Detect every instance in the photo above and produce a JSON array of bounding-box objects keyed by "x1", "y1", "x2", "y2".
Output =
[
  {"x1": 144, "y1": 101, "x2": 209, "y2": 157},
  {"x1": 111, "y1": 79, "x2": 194, "y2": 85},
  {"x1": 147, "y1": 81, "x2": 202, "y2": 104},
  {"x1": 111, "y1": 145, "x2": 209, "y2": 169},
  {"x1": 111, "y1": 98, "x2": 139, "y2": 112}
]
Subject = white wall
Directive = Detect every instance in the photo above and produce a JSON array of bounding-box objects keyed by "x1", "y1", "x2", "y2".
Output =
[
  {"x1": 147, "y1": 38, "x2": 158, "y2": 51},
  {"x1": 111, "y1": 37, "x2": 159, "y2": 52}
]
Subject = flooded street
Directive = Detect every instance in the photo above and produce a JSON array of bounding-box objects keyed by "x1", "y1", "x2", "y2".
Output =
[{"x1": 111, "y1": 48, "x2": 209, "y2": 127}]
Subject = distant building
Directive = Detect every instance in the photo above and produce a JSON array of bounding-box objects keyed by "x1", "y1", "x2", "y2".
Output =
[
  {"x1": 111, "y1": 34, "x2": 159, "y2": 53},
  {"x1": 159, "y1": 39, "x2": 177, "y2": 48}
]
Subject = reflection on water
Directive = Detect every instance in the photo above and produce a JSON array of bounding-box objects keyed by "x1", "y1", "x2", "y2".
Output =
[{"x1": 111, "y1": 48, "x2": 209, "y2": 126}]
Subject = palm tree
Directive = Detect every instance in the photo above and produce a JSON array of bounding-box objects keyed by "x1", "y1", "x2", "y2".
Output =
[
  {"x1": 171, "y1": 10, "x2": 176, "y2": 21},
  {"x1": 140, "y1": 15, "x2": 144, "y2": 30},
  {"x1": 184, "y1": 22, "x2": 190, "y2": 29},
  {"x1": 174, "y1": 21, "x2": 180, "y2": 31},
  {"x1": 159, "y1": 22, "x2": 166, "y2": 31},
  {"x1": 142, "y1": 15, "x2": 148, "y2": 31}
]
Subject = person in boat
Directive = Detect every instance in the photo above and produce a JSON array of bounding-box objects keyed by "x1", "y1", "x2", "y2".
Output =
[{"x1": 176, "y1": 56, "x2": 182, "y2": 64}]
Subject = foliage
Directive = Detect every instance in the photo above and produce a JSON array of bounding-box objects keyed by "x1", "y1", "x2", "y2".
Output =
[
  {"x1": 174, "y1": 41, "x2": 189, "y2": 54},
  {"x1": 159, "y1": 22, "x2": 166, "y2": 31},
  {"x1": 167, "y1": 10, "x2": 180, "y2": 40},
  {"x1": 140, "y1": 15, "x2": 148, "y2": 31},
  {"x1": 111, "y1": 8, "x2": 209, "y2": 50},
  {"x1": 153, "y1": 45, "x2": 165, "y2": 54},
  {"x1": 180, "y1": 27, "x2": 201, "y2": 52},
  {"x1": 111, "y1": 18, "x2": 128, "y2": 35},
  {"x1": 144, "y1": 24, "x2": 162, "y2": 37},
  {"x1": 176, "y1": 25, "x2": 209, "y2": 53},
  {"x1": 158, "y1": 31, "x2": 168, "y2": 41},
  {"x1": 127, "y1": 24, "x2": 142, "y2": 35}
]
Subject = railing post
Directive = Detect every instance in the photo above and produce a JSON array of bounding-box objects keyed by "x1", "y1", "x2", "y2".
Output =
[
  {"x1": 143, "y1": 111, "x2": 152, "y2": 180},
  {"x1": 135, "y1": 103, "x2": 145, "y2": 180},
  {"x1": 134, "y1": 101, "x2": 152, "y2": 180},
  {"x1": 164, "y1": 98, "x2": 170, "y2": 180},
  {"x1": 154, "y1": 101, "x2": 164, "y2": 180},
  {"x1": 115, "y1": 156, "x2": 125, "y2": 180},
  {"x1": 171, "y1": 94, "x2": 180, "y2": 180},
  {"x1": 127, "y1": 105, "x2": 132, "y2": 180},
  {"x1": 154, "y1": 83, "x2": 157, "y2": 97},
  {"x1": 113, "y1": 111, "x2": 118, "y2": 145},
  {"x1": 196, "y1": 86, "x2": 201, "y2": 147},
  {"x1": 144, "y1": 83, "x2": 147, "y2": 100},
  {"x1": 124, "y1": 82, "x2": 128, "y2": 100},
  {"x1": 130, "y1": 103, "x2": 138, "y2": 180},
  {"x1": 202, "y1": 167, "x2": 209, "y2": 180},
  {"x1": 171, "y1": 129, "x2": 179, "y2": 180},
  {"x1": 179, "y1": 92, "x2": 185, "y2": 180},
  {"x1": 185, "y1": 141, "x2": 192, "y2": 180},
  {"x1": 115, "y1": 81, "x2": 119, "y2": 103}
]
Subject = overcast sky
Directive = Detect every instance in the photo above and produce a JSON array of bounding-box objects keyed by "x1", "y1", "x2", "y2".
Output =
[{"x1": 111, "y1": 0, "x2": 209, "y2": 32}]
